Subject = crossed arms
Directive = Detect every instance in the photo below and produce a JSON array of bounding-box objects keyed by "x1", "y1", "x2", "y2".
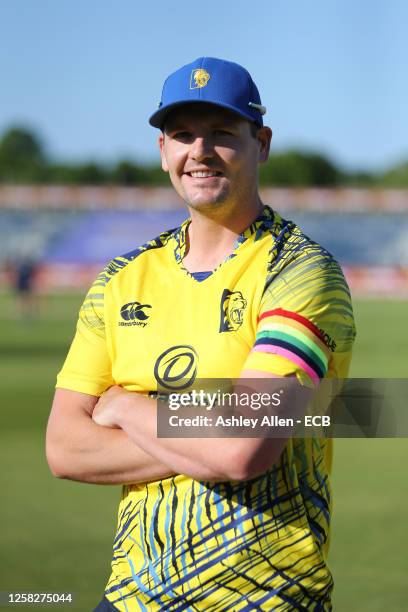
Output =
[
  {"x1": 46, "y1": 372, "x2": 303, "y2": 485},
  {"x1": 46, "y1": 388, "x2": 175, "y2": 484}
]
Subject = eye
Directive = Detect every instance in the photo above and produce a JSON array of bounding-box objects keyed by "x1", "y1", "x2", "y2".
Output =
[
  {"x1": 213, "y1": 129, "x2": 233, "y2": 137},
  {"x1": 172, "y1": 131, "x2": 192, "y2": 141}
]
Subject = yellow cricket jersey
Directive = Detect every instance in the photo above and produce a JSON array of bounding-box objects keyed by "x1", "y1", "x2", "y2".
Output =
[{"x1": 57, "y1": 206, "x2": 356, "y2": 611}]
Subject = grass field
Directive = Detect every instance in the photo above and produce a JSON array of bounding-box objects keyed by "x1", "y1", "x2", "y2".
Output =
[{"x1": 1, "y1": 294, "x2": 407, "y2": 611}]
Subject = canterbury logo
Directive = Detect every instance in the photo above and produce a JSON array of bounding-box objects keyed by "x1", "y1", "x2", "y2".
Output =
[{"x1": 119, "y1": 301, "x2": 152, "y2": 327}]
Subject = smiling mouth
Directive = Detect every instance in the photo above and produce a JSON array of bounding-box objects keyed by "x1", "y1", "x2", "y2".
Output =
[{"x1": 185, "y1": 171, "x2": 223, "y2": 178}]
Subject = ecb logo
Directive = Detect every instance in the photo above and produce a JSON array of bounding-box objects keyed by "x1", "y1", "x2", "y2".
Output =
[
  {"x1": 219, "y1": 289, "x2": 247, "y2": 332},
  {"x1": 120, "y1": 302, "x2": 151, "y2": 322},
  {"x1": 154, "y1": 345, "x2": 198, "y2": 390}
]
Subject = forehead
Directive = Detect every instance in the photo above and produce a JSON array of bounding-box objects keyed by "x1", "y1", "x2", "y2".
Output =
[{"x1": 163, "y1": 103, "x2": 248, "y2": 131}]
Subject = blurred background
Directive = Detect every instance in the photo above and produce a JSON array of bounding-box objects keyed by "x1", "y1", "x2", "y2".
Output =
[{"x1": 1, "y1": 1, "x2": 407, "y2": 610}]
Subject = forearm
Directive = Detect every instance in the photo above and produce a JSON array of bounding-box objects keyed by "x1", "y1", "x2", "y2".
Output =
[
  {"x1": 46, "y1": 408, "x2": 176, "y2": 485},
  {"x1": 92, "y1": 378, "x2": 300, "y2": 482},
  {"x1": 115, "y1": 395, "x2": 252, "y2": 481}
]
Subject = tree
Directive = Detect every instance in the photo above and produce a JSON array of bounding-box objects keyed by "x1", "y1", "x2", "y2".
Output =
[
  {"x1": 0, "y1": 126, "x2": 46, "y2": 183},
  {"x1": 259, "y1": 150, "x2": 340, "y2": 186},
  {"x1": 111, "y1": 160, "x2": 171, "y2": 186},
  {"x1": 111, "y1": 160, "x2": 149, "y2": 185},
  {"x1": 1, "y1": 124, "x2": 406, "y2": 187},
  {"x1": 379, "y1": 161, "x2": 408, "y2": 188}
]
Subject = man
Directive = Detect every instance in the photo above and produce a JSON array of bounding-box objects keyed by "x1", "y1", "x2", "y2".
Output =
[{"x1": 46, "y1": 57, "x2": 356, "y2": 610}]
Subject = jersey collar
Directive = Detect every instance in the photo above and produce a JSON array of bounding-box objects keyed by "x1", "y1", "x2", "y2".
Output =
[{"x1": 173, "y1": 205, "x2": 275, "y2": 264}]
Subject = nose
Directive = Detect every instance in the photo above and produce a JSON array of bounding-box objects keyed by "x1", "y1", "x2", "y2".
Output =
[{"x1": 189, "y1": 136, "x2": 214, "y2": 162}]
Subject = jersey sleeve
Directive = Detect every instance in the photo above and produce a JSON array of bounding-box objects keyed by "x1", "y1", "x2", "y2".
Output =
[
  {"x1": 56, "y1": 273, "x2": 114, "y2": 396},
  {"x1": 243, "y1": 253, "x2": 356, "y2": 386}
]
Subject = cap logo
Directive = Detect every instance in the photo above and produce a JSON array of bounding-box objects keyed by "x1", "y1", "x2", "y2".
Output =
[{"x1": 190, "y1": 68, "x2": 210, "y2": 89}]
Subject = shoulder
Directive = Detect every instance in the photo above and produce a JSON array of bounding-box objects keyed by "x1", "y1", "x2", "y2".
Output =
[
  {"x1": 262, "y1": 212, "x2": 355, "y2": 338},
  {"x1": 265, "y1": 211, "x2": 347, "y2": 291},
  {"x1": 94, "y1": 225, "x2": 179, "y2": 290},
  {"x1": 78, "y1": 225, "x2": 179, "y2": 333}
]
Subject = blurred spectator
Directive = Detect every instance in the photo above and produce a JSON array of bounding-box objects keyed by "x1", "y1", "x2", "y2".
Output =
[{"x1": 9, "y1": 257, "x2": 40, "y2": 318}]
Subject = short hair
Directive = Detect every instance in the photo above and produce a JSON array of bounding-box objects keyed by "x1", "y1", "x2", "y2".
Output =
[{"x1": 249, "y1": 122, "x2": 259, "y2": 138}]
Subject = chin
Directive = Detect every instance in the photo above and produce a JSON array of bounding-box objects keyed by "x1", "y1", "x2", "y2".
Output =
[
  {"x1": 184, "y1": 189, "x2": 230, "y2": 211},
  {"x1": 186, "y1": 199, "x2": 229, "y2": 212}
]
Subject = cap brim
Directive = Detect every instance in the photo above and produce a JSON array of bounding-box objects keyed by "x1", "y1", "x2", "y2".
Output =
[{"x1": 149, "y1": 100, "x2": 262, "y2": 129}]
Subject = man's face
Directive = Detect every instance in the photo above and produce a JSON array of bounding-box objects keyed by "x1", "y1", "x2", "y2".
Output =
[{"x1": 159, "y1": 104, "x2": 271, "y2": 212}]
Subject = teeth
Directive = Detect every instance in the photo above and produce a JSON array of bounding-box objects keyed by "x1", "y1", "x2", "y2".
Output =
[{"x1": 190, "y1": 171, "x2": 219, "y2": 178}]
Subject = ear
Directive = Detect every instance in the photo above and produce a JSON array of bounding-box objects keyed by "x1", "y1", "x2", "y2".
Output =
[
  {"x1": 159, "y1": 133, "x2": 169, "y2": 172},
  {"x1": 257, "y1": 127, "x2": 272, "y2": 163}
]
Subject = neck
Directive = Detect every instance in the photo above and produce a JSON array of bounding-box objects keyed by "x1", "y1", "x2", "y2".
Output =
[{"x1": 182, "y1": 196, "x2": 264, "y2": 273}]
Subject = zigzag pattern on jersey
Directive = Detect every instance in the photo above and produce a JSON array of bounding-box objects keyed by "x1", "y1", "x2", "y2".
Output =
[
  {"x1": 79, "y1": 229, "x2": 176, "y2": 334},
  {"x1": 261, "y1": 216, "x2": 356, "y2": 353},
  {"x1": 105, "y1": 452, "x2": 333, "y2": 611},
  {"x1": 293, "y1": 437, "x2": 332, "y2": 551},
  {"x1": 173, "y1": 222, "x2": 188, "y2": 264},
  {"x1": 173, "y1": 206, "x2": 277, "y2": 283},
  {"x1": 264, "y1": 215, "x2": 332, "y2": 289},
  {"x1": 238, "y1": 204, "x2": 275, "y2": 245}
]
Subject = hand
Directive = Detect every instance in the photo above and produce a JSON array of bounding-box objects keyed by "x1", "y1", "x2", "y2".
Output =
[{"x1": 92, "y1": 385, "x2": 132, "y2": 428}]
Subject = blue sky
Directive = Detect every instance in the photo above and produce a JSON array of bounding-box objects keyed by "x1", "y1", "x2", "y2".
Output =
[{"x1": 2, "y1": 0, "x2": 407, "y2": 171}]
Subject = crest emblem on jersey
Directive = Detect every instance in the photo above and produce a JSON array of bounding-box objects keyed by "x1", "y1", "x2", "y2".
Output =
[
  {"x1": 219, "y1": 289, "x2": 247, "y2": 332},
  {"x1": 190, "y1": 68, "x2": 210, "y2": 89}
]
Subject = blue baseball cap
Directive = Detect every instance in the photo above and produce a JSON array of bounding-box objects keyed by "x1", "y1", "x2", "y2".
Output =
[{"x1": 149, "y1": 57, "x2": 266, "y2": 129}]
